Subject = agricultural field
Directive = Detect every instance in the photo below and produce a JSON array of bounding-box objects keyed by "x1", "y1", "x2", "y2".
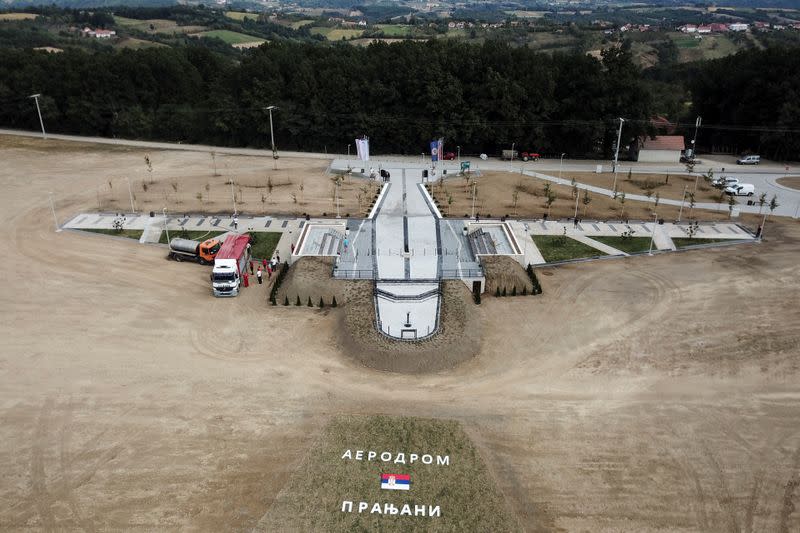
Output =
[
  {"x1": 195, "y1": 29, "x2": 265, "y2": 45},
  {"x1": 0, "y1": 12, "x2": 37, "y2": 20},
  {"x1": 115, "y1": 37, "x2": 168, "y2": 50},
  {"x1": 374, "y1": 24, "x2": 413, "y2": 37},
  {"x1": 225, "y1": 11, "x2": 259, "y2": 21},
  {"x1": 310, "y1": 27, "x2": 364, "y2": 41},
  {"x1": 114, "y1": 16, "x2": 207, "y2": 35},
  {"x1": 288, "y1": 19, "x2": 315, "y2": 30},
  {"x1": 668, "y1": 31, "x2": 739, "y2": 62}
]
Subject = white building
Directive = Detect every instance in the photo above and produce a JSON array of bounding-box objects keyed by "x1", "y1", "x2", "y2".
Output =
[{"x1": 730, "y1": 23, "x2": 749, "y2": 32}]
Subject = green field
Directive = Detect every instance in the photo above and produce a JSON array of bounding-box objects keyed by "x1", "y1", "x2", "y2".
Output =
[
  {"x1": 82, "y1": 228, "x2": 143, "y2": 240},
  {"x1": 592, "y1": 236, "x2": 654, "y2": 254},
  {"x1": 197, "y1": 30, "x2": 265, "y2": 44},
  {"x1": 248, "y1": 232, "x2": 281, "y2": 260},
  {"x1": 532, "y1": 235, "x2": 608, "y2": 262},
  {"x1": 253, "y1": 415, "x2": 518, "y2": 531},
  {"x1": 310, "y1": 27, "x2": 364, "y2": 40},
  {"x1": 375, "y1": 24, "x2": 413, "y2": 37},
  {"x1": 672, "y1": 237, "x2": 730, "y2": 247},
  {"x1": 225, "y1": 11, "x2": 259, "y2": 21},
  {"x1": 158, "y1": 230, "x2": 225, "y2": 245}
]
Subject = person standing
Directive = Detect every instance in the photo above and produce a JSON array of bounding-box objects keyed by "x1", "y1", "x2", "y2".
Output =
[
  {"x1": 233, "y1": 214, "x2": 239, "y2": 230},
  {"x1": 257, "y1": 267, "x2": 263, "y2": 285}
]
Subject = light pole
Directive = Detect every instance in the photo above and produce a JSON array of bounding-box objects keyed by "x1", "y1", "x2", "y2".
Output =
[
  {"x1": 510, "y1": 142, "x2": 515, "y2": 170},
  {"x1": 523, "y1": 223, "x2": 529, "y2": 259},
  {"x1": 648, "y1": 213, "x2": 658, "y2": 256},
  {"x1": 471, "y1": 180, "x2": 477, "y2": 219},
  {"x1": 230, "y1": 178, "x2": 237, "y2": 216},
  {"x1": 347, "y1": 143, "x2": 351, "y2": 168},
  {"x1": 29, "y1": 94, "x2": 46, "y2": 139},
  {"x1": 574, "y1": 190, "x2": 579, "y2": 220},
  {"x1": 559, "y1": 152, "x2": 566, "y2": 179},
  {"x1": 693, "y1": 173, "x2": 700, "y2": 195},
  {"x1": 265, "y1": 105, "x2": 278, "y2": 170},
  {"x1": 457, "y1": 145, "x2": 461, "y2": 166},
  {"x1": 48, "y1": 192, "x2": 60, "y2": 232},
  {"x1": 691, "y1": 116, "x2": 702, "y2": 158},
  {"x1": 612, "y1": 117, "x2": 625, "y2": 196},
  {"x1": 125, "y1": 177, "x2": 136, "y2": 214},
  {"x1": 677, "y1": 184, "x2": 687, "y2": 222},
  {"x1": 162, "y1": 207, "x2": 170, "y2": 243}
]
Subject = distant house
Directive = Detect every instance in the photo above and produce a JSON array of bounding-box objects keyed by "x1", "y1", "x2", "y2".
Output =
[
  {"x1": 82, "y1": 27, "x2": 116, "y2": 38},
  {"x1": 697, "y1": 25, "x2": 712, "y2": 34},
  {"x1": 680, "y1": 24, "x2": 697, "y2": 33},
  {"x1": 729, "y1": 23, "x2": 749, "y2": 32},
  {"x1": 709, "y1": 23, "x2": 729, "y2": 33},
  {"x1": 637, "y1": 135, "x2": 684, "y2": 163}
]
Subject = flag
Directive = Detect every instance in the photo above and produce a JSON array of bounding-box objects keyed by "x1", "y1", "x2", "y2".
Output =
[
  {"x1": 430, "y1": 140, "x2": 441, "y2": 162},
  {"x1": 380, "y1": 473, "x2": 410, "y2": 491},
  {"x1": 356, "y1": 137, "x2": 369, "y2": 161}
]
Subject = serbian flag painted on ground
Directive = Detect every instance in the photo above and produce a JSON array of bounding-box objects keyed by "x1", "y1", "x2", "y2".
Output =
[{"x1": 381, "y1": 473, "x2": 410, "y2": 490}]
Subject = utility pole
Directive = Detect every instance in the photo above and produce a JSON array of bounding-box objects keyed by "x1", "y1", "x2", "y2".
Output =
[
  {"x1": 265, "y1": 105, "x2": 278, "y2": 170},
  {"x1": 510, "y1": 142, "x2": 515, "y2": 171},
  {"x1": 559, "y1": 153, "x2": 566, "y2": 179},
  {"x1": 471, "y1": 180, "x2": 477, "y2": 219},
  {"x1": 612, "y1": 117, "x2": 625, "y2": 196},
  {"x1": 457, "y1": 145, "x2": 461, "y2": 166},
  {"x1": 230, "y1": 179, "x2": 237, "y2": 216},
  {"x1": 30, "y1": 94, "x2": 46, "y2": 139},
  {"x1": 574, "y1": 190, "x2": 579, "y2": 219}
]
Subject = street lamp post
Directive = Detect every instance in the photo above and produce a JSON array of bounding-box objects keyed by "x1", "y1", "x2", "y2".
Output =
[
  {"x1": 648, "y1": 213, "x2": 658, "y2": 256},
  {"x1": 471, "y1": 181, "x2": 477, "y2": 219},
  {"x1": 230, "y1": 179, "x2": 237, "y2": 216},
  {"x1": 612, "y1": 117, "x2": 625, "y2": 196},
  {"x1": 265, "y1": 105, "x2": 278, "y2": 170},
  {"x1": 29, "y1": 94, "x2": 46, "y2": 139},
  {"x1": 457, "y1": 145, "x2": 461, "y2": 165},
  {"x1": 162, "y1": 207, "x2": 170, "y2": 243},
  {"x1": 510, "y1": 142, "x2": 515, "y2": 170},
  {"x1": 125, "y1": 177, "x2": 136, "y2": 214},
  {"x1": 347, "y1": 143, "x2": 351, "y2": 168},
  {"x1": 677, "y1": 184, "x2": 687, "y2": 222},
  {"x1": 559, "y1": 153, "x2": 566, "y2": 179},
  {"x1": 691, "y1": 116, "x2": 702, "y2": 158}
]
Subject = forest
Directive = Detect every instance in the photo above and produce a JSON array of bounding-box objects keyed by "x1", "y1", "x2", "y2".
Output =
[{"x1": 0, "y1": 38, "x2": 798, "y2": 159}]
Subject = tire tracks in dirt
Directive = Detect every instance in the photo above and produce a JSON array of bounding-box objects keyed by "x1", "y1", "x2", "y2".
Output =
[
  {"x1": 30, "y1": 398, "x2": 56, "y2": 531},
  {"x1": 778, "y1": 444, "x2": 800, "y2": 533}
]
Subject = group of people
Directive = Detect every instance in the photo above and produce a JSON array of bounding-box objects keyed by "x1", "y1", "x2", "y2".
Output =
[{"x1": 248, "y1": 253, "x2": 281, "y2": 286}]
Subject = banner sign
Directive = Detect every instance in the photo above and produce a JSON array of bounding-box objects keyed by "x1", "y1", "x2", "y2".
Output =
[{"x1": 356, "y1": 137, "x2": 370, "y2": 161}]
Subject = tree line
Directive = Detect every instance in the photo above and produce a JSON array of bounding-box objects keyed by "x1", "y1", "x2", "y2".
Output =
[{"x1": 0, "y1": 38, "x2": 797, "y2": 159}]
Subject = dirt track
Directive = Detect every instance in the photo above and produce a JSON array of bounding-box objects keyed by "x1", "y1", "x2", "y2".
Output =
[{"x1": 2, "y1": 137, "x2": 800, "y2": 531}]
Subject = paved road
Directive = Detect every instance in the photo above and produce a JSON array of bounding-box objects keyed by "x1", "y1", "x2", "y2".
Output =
[{"x1": 4, "y1": 127, "x2": 798, "y2": 216}]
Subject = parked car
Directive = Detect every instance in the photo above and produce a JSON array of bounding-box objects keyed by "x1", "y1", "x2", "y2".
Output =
[
  {"x1": 442, "y1": 151, "x2": 456, "y2": 160},
  {"x1": 737, "y1": 155, "x2": 760, "y2": 165},
  {"x1": 712, "y1": 176, "x2": 739, "y2": 188},
  {"x1": 724, "y1": 183, "x2": 755, "y2": 196}
]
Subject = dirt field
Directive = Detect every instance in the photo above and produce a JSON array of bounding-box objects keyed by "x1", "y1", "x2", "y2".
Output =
[
  {"x1": 777, "y1": 176, "x2": 800, "y2": 191},
  {"x1": 2, "y1": 135, "x2": 800, "y2": 531},
  {"x1": 432, "y1": 171, "x2": 759, "y2": 224}
]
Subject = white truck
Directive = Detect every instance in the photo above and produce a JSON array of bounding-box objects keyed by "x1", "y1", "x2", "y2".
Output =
[{"x1": 210, "y1": 234, "x2": 251, "y2": 297}]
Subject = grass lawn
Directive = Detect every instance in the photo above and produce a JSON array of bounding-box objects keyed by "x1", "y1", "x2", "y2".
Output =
[
  {"x1": 158, "y1": 230, "x2": 225, "y2": 245},
  {"x1": 248, "y1": 232, "x2": 281, "y2": 260},
  {"x1": 288, "y1": 20, "x2": 315, "y2": 30},
  {"x1": 533, "y1": 235, "x2": 608, "y2": 262},
  {"x1": 83, "y1": 228, "x2": 143, "y2": 240},
  {"x1": 255, "y1": 415, "x2": 518, "y2": 531},
  {"x1": 592, "y1": 236, "x2": 654, "y2": 254},
  {"x1": 672, "y1": 237, "x2": 730, "y2": 247},
  {"x1": 197, "y1": 29, "x2": 264, "y2": 44}
]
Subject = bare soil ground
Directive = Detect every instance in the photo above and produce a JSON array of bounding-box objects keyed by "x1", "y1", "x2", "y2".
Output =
[
  {"x1": 562, "y1": 171, "x2": 724, "y2": 202},
  {"x1": 431, "y1": 171, "x2": 755, "y2": 224},
  {"x1": 2, "y1": 136, "x2": 800, "y2": 532},
  {"x1": 275, "y1": 257, "x2": 346, "y2": 307},
  {"x1": 480, "y1": 255, "x2": 534, "y2": 296}
]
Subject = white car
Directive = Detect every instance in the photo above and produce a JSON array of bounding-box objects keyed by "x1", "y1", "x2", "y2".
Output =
[
  {"x1": 724, "y1": 183, "x2": 755, "y2": 196},
  {"x1": 712, "y1": 176, "x2": 739, "y2": 188}
]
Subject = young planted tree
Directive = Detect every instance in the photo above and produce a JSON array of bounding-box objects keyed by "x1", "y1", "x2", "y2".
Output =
[
  {"x1": 688, "y1": 191, "x2": 696, "y2": 218},
  {"x1": 768, "y1": 194, "x2": 779, "y2": 219},
  {"x1": 653, "y1": 191, "x2": 660, "y2": 216},
  {"x1": 204, "y1": 182, "x2": 210, "y2": 203},
  {"x1": 619, "y1": 191, "x2": 626, "y2": 218},
  {"x1": 267, "y1": 176, "x2": 274, "y2": 203},
  {"x1": 627, "y1": 168, "x2": 632, "y2": 181},
  {"x1": 447, "y1": 193, "x2": 453, "y2": 215},
  {"x1": 144, "y1": 154, "x2": 154, "y2": 183},
  {"x1": 758, "y1": 192, "x2": 767, "y2": 214},
  {"x1": 570, "y1": 177, "x2": 578, "y2": 199},
  {"x1": 210, "y1": 151, "x2": 219, "y2": 176},
  {"x1": 299, "y1": 181, "x2": 305, "y2": 204},
  {"x1": 545, "y1": 189, "x2": 557, "y2": 217},
  {"x1": 512, "y1": 189, "x2": 519, "y2": 216},
  {"x1": 728, "y1": 193, "x2": 737, "y2": 218}
]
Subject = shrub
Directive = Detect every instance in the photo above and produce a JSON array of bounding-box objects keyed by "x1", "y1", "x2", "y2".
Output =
[
  {"x1": 283, "y1": 295, "x2": 289, "y2": 306},
  {"x1": 511, "y1": 286, "x2": 517, "y2": 296},
  {"x1": 502, "y1": 287, "x2": 507, "y2": 297},
  {"x1": 495, "y1": 287, "x2": 501, "y2": 297},
  {"x1": 296, "y1": 295, "x2": 301, "y2": 306},
  {"x1": 307, "y1": 296, "x2": 313, "y2": 307},
  {"x1": 331, "y1": 296, "x2": 338, "y2": 307},
  {"x1": 318, "y1": 297, "x2": 324, "y2": 308},
  {"x1": 522, "y1": 286, "x2": 528, "y2": 296}
]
